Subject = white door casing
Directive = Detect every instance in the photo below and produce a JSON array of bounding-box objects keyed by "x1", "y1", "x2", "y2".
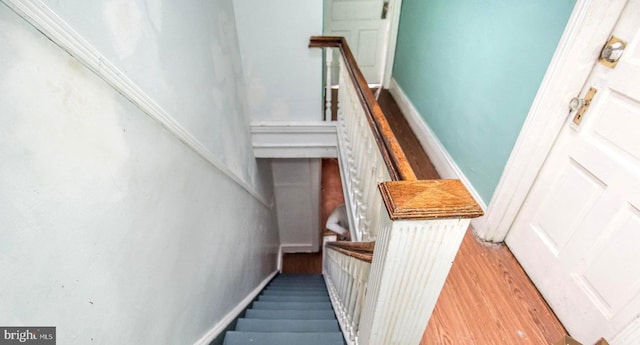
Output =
[
  {"x1": 506, "y1": 1, "x2": 640, "y2": 343},
  {"x1": 324, "y1": 0, "x2": 393, "y2": 84}
]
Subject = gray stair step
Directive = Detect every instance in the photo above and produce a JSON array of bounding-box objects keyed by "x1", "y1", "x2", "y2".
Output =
[
  {"x1": 269, "y1": 280, "x2": 325, "y2": 286},
  {"x1": 261, "y1": 290, "x2": 329, "y2": 296},
  {"x1": 235, "y1": 318, "x2": 339, "y2": 332},
  {"x1": 223, "y1": 331, "x2": 344, "y2": 345},
  {"x1": 266, "y1": 285, "x2": 327, "y2": 290},
  {"x1": 258, "y1": 295, "x2": 330, "y2": 302},
  {"x1": 270, "y1": 280, "x2": 325, "y2": 284},
  {"x1": 251, "y1": 301, "x2": 332, "y2": 310},
  {"x1": 245, "y1": 309, "x2": 336, "y2": 320}
]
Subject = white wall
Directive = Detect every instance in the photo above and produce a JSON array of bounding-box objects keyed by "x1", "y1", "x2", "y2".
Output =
[
  {"x1": 0, "y1": 2, "x2": 278, "y2": 344},
  {"x1": 233, "y1": 0, "x2": 323, "y2": 121},
  {"x1": 39, "y1": 0, "x2": 260, "y2": 186},
  {"x1": 272, "y1": 159, "x2": 322, "y2": 252}
]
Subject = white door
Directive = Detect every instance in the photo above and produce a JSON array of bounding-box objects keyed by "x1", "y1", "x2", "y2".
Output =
[
  {"x1": 506, "y1": 1, "x2": 640, "y2": 343},
  {"x1": 324, "y1": 0, "x2": 390, "y2": 84}
]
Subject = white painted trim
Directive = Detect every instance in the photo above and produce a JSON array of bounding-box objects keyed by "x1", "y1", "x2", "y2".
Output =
[
  {"x1": 475, "y1": 0, "x2": 629, "y2": 242},
  {"x1": 611, "y1": 317, "x2": 640, "y2": 345},
  {"x1": 382, "y1": 0, "x2": 402, "y2": 88},
  {"x1": 4, "y1": 0, "x2": 272, "y2": 208},
  {"x1": 193, "y1": 270, "x2": 278, "y2": 345},
  {"x1": 323, "y1": 272, "x2": 355, "y2": 345},
  {"x1": 280, "y1": 244, "x2": 318, "y2": 253},
  {"x1": 277, "y1": 246, "x2": 283, "y2": 273},
  {"x1": 309, "y1": 158, "x2": 322, "y2": 252},
  {"x1": 388, "y1": 79, "x2": 487, "y2": 214},
  {"x1": 250, "y1": 121, "x2": 337, "y2": 158},
  {"x1": 359, "y1": 218, "x2": 470, "y2": 345}
]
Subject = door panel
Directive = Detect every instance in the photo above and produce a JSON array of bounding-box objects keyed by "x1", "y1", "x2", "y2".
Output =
[
  {"x1": 325, "y1": 0, "x2": 388, "y2": 84},
  {"x1": 506, "y1": 0, "x2": 640, "y2": 343}
]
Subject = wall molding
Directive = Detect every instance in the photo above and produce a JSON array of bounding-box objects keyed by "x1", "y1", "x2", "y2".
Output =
[
  {"x1": 251, "y1": 121, "x2": 337, "y2": 158},
  {"x1": 474, "y1": 0, "x2": 628, "y2": 242},
  {"x1": 193, "y1": 270, "x2": 277, "y2": 345},
  {"x1": 280, "y1": 243, "x2": 318, "y2": 253},
  {"x1": 388, "y1": 79, "x2": 487, "y2": 218},
  {"x1": 3, "y1": 0, "x2": 272, "y2": 208}
]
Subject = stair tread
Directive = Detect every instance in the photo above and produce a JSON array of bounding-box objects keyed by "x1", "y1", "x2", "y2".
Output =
[
  {"x1": 261, "y1": 290, "x2": 328, "y2": 296},
  {"x1": 258, "y1": 295, "x2": 330, "y2": 302},
  {"x1": 269, "y1": 281, "x2": 326, "y2": 284},
  {"x1": 267, "y1": 284, "x2": 327, "y2": 291},
  {"x1": 223, "y1": 331, "x2": 344, "y2": 345},
  {"x1": 245, "y1": 309, "x2": 336, "y2": 320},
  {"x1": 252, "y1": 301, "x2": 332, "y2": 310},
  {"x1": 222, "y1": 274, "x2": 343, "y2": 344},
  {"x1": 236, "y1": 318, "x2": 339, "y2": 332}
]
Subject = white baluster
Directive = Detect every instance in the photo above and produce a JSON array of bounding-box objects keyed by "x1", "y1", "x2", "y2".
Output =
[{"x1": 325, "y1": 48, "x2": 333, "y2": 121}]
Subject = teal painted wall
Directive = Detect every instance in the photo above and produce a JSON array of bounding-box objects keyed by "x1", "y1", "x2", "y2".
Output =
[{"x1": 393, "y1": 0, "x2": 575, "y2": 203}]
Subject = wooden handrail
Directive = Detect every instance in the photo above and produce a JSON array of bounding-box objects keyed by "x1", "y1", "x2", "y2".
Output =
[
  {"x1": 310, "y1": 36, "x2": 483, "y2": 221},
  {"x1": 326, "y1": 241, "x2": 375, "y2": 263},
  {"x1": 310, "y1": 36, "x2": 417, "y2": 181}
]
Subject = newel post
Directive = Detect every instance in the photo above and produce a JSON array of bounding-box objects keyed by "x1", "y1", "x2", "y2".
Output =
[{"x1": 357, "y1": 180, "x2": 483, "y2": 345}]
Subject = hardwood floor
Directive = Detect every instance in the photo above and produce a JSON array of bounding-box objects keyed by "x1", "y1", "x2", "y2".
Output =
[
  {"x1": 281, "y1": 252, "x2": 323, "y2": 274},
  {"x1": 421, "y1": 230, "x2": 567, "y2": 344}
]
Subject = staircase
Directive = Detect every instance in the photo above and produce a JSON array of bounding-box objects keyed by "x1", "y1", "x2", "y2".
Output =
[{"x1": 223, "y1": 274, "x2": 345, "y2": 345}]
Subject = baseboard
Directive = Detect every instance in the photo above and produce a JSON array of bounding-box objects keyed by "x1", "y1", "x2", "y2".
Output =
[
  {"x1": 388, "y1": 78, "x2": 487, "y2": 213},
  {"x1": 193, "y1": 270, "x2": 278, "y2": 345},
  {"x1": 280, "y1": 244, "x2": 318, "y2": 253},
  {"x1": 4, "y1": 0, "x2": 271, "y2": 208}
]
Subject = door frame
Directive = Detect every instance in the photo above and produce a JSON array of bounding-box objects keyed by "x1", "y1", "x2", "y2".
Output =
[
  {"x1": 382, "y1": 0, "x2": 402, "y2": 88},
  {"x1": 474, "y1": 0, "x2": 630, "y2": 242},
  {"x1": 323, "y1": 0, "x2": 403, "y2": 87}
]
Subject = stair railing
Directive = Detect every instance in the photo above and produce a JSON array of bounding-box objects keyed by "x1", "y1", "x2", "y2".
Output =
[
  {"x1": 310, "y1": 36, "x2": 484, "y2": 345},
  {"x1": 323, "y1": 242, "x2": 374, "y2": 343}
]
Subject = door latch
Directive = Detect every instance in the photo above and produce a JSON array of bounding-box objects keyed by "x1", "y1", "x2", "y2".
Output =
[{"x1": 569, "y1": 87, "x2": 597, "y2": 125}]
